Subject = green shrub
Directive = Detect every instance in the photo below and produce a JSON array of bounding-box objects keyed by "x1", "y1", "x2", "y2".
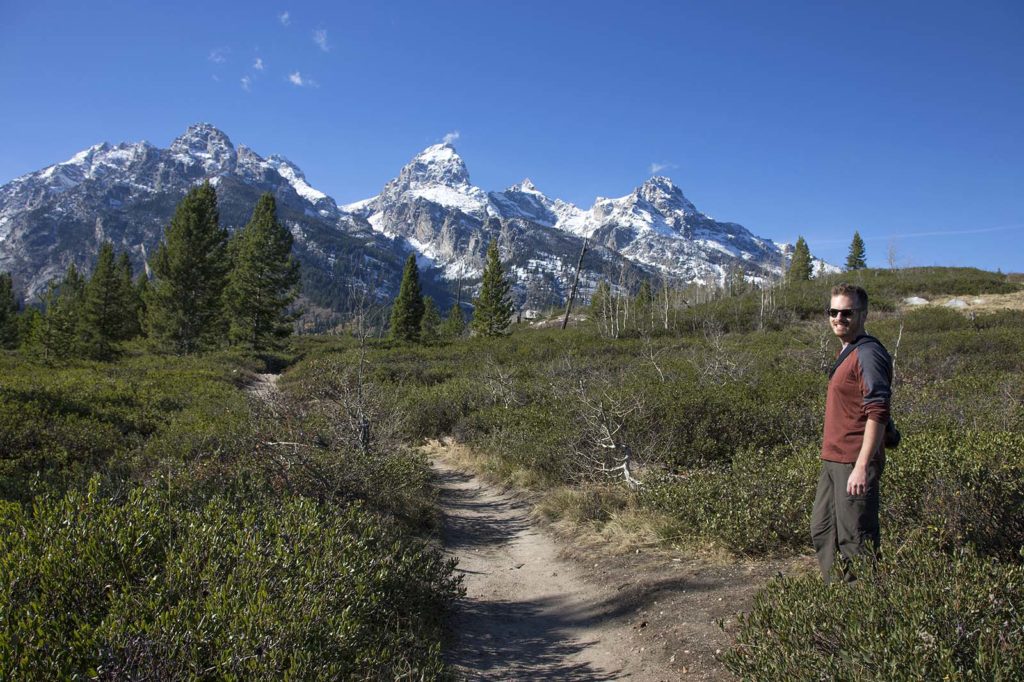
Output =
[
  {"x1": 0, "y1": 480, "x2": 462, "y2": 679},
  {"x1": 885, "y1": 429, "x2": 1024, "y2": 559},
  {"x1": 722, "y1": 534, "x2": 1024, "y2": 680},
  {"x1": 640, "y1": 447, "x2": 820, "y2": 554}
]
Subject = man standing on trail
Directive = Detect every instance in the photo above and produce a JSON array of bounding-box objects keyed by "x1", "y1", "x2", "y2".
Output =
[{"x1": 811, "y1": 283, "x2": 892, "y2": 583}]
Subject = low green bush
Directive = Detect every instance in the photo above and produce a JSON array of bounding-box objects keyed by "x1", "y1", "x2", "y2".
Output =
[
  {"x1": 640, "y1": 447, "x2": 819, "y2": 554},
  {"x1": 722, "y1": 534, "x2": 1024, "y2": 680},
  {"x1": 0, "y1": 479, "x2": 462, "y2": 679},
  {"x1": 885, "y1": 429, "x2": 1024, "y2": 560}
]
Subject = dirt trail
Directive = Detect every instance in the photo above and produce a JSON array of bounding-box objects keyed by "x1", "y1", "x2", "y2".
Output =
[
  {"x1": 432, "y1": 454, "x2": 644, "y2": 680},
  {"x1": 249, "y1": 372, "x2": 280, "y2": 399},
  {"x1": 429, "y1": 441, "x2": 806, "y2": 680}
]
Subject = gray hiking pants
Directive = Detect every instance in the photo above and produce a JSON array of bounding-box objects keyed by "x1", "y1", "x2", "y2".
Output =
[{"x1": 810, "y1": 458, "x2": 883, "y2": 583}]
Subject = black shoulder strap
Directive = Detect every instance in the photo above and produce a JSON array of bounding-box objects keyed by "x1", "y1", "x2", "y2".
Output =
[{"x1": 828, "y1": 334, "x2": 878, "y2": 380}]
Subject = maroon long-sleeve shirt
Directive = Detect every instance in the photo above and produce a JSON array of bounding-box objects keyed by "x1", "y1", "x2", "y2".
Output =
[{"x1": 821, "y1": 336, "x2": 892, "y2": 464}]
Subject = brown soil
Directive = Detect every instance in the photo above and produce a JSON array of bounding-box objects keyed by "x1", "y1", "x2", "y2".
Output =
[{"x1": 427, "y1": 440, "x2": 810, "y2": 680}]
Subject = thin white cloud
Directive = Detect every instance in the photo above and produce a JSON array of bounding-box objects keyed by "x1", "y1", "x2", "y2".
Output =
[
  {"x1": 279, "y1": 11, "x2": 291, "y2": 26},
  {"x1": 313, "y1": 28, "x2": 329, "y2": 52},
  {"x1": 288, "y1": 71, "x2": 318, "y2": 88},
  {"x1": 241, "y1": 76, "x2": 252, "y2": 91},
  {"x1": 649, "y1": 161, "x2": 676, "y2": 175},
  {"x1": 253, "y1": 57, "x2": 264, "y2": 71},
  {"x1": 208, "y1": 48, "x2": 229, "y2": 64},
  {"x1": 810, "y1": 223, "x2": 1024, "y2": 245},
  {"x1": 442, "y1": 130, "x2": 461, "y2": 145}
]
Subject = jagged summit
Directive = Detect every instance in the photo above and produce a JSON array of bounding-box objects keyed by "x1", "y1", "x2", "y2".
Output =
[
  {"x1": 635, "y1": 176, "x2": 698, "y2": 216},
  {"x1": 397, "y1": 142, "x2": 472, "y2": 189},
  {"x1": 169, "y1": 123, "x2": 236, "y2": 173}
]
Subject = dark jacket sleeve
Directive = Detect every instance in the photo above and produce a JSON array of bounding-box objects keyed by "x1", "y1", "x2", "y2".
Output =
[{"x1": 856, "y1": 343, "x2": 892, "y2": 423}]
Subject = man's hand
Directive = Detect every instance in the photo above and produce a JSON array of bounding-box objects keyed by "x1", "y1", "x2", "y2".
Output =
[{"x1": 847, "y1": 464, "x2": 868, "y2": 496}]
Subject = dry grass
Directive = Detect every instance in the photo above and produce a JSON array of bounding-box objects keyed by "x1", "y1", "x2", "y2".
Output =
[{"x1": 901, "y1": 289, "x2": 1024, "y2": 314}]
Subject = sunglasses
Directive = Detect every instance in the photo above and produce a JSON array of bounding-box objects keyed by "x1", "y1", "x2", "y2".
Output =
[{"x1": 826, "y1": 307, "x2": 862, "y2": 318}]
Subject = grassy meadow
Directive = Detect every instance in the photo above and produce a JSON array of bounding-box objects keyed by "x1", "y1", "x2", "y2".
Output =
[{"x1": 1, "y1": 266, "x2": 1022, "y2": 678}]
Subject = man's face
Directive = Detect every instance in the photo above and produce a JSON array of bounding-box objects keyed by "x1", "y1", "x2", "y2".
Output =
[{"x1": 828, "y1": 294, "x2": 866, "y2": 344}]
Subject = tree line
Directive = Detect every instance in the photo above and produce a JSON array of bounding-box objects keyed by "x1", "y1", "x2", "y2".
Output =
[
  {"x1": 388, "y1": 241, "x2": 514, "y2": 343},
  {"x1": 0, "y1": 183, "x2": 299, "y2": 360}
]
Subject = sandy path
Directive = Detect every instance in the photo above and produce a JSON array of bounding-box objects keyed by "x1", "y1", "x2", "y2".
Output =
[{"x1": 431, "y1": 451, "x2": 668, "y2": 681}]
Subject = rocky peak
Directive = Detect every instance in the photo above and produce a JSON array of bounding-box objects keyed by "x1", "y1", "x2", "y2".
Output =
[
  {"x1": 169, "y1": 123, "x2": 237, "y2": 172},
  {"x1": 394, "y1": 142, "x2": 471, "y2": 190},
  {"x1": 636, "y1": 176, "x2": 697, "y2": 215}
]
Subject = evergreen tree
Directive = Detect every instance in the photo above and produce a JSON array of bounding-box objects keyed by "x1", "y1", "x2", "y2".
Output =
[
  {"x1": 787, "y1": 236, "x2": 813, "y2": 281},
  {"x1": 846, "y1": 231, "x2": 867, "y2": 270},
  {"x1": 224, "y1": 193, "x2": 301, "y2": 350},
  {"x1": 116, "y1": 251, "x2": 142, "y2": 340},
  {"x1": 23, "y1": 273, "x2": 80, "y2": 361},
  {"x1": 420, "y1": 296, "x2": 442, "y2": 343},
  {"x1": 0, "y1": 272, "x2": 18, "y2": 349},
  {"x1": 79, "y1": 242, "x2": 123, "y2": 360},
  {"x1": 471, "y1": 242, "x2": 514, "y2": 337},
  {"x1": 134, "y1": 272, "x2": 150, "y2": 338},
  {"x1": 440, "y1": 304, "x2": 465, "y2": 340},
  {"x1": 728, "y1": 265, "x2": 748, "y2": 296},
  {"x1": 389, "y1": 254, "x2": 425, "y2": 342},
  {"x1": 634, "y1": 280, "x2": 654, "y2": 333},
  {"x1": 146, "y1": 182, "x2": 230, "y2": 354}
]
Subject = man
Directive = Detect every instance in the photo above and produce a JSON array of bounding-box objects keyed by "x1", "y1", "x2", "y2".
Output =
[{"x1": 811, "y1": 283, "x2": 892, "y2": 582}]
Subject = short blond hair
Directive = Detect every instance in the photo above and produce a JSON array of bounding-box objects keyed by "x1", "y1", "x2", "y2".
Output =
[{"x1": 831, "y1": 283, "x2": 868, "y2": 310}]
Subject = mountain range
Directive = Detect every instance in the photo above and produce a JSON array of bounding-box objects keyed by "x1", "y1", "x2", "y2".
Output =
[{"x1": 0, "y1": 123, "x2": 804, "y2": 318}]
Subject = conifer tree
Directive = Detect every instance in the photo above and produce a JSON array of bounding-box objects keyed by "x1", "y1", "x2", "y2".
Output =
[
  {"x1": 634, "y1": 279, "x2": 654, "y2": 333},
  {"x1": 787, "y1": 236, "x2": 813, "y2": 281},
  {"x1": 389, "y1": 254, "x2": 425, "y2": 342},
  {"x1": 134, "y1": 272, "x2": 150, "y2": 338},
  {"x1": 0, "y1": 272, "x2": 18, "y2": 349},
  {"x1": 24, "y1": 271, "x2": 80, "y2": 361},
  {"x1": 846, "y1": 231, "x2": 867, "y2": 270},
  {"x1": 471, "y1": 242, "x2": 514, "y2": 337},
  {"x1": 420, "y1": 296, "x2": 442, "y2": 343},
  {"x1": 116, "y1": 251, "x2": 142, "y2": 340},
  {"x1": 146, "y1": 182, "x2": 230, "y2": 354},
  {"x1": 79, "y1": 242, "x2": 123, "y2": 360},
  {"x1": 440, "y1": 304, "x2": 465, "y2": 340},
  {"x1": 224, "y1": 193, "x2": 301, "y2": 350}
]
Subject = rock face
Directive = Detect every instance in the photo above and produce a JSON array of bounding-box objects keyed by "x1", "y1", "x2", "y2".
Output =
[{"x1": 1, "y1": 124, "x2": 803, "y2": 314}]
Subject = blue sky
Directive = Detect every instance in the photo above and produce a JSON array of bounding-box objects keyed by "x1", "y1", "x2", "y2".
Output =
[{"x1": 2, "y1": 1, "x2": 1022, "y2": 271}]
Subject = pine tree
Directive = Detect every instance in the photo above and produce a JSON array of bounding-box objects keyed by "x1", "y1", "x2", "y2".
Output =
[
  {"x1": 134, "y1": 272, "x2": 150, "y2": 338},
  {"x1": 389, "y1": 254, "x2": 425, "y2": 342},
  {"x1": 24, "y1": 271, "x2": 80, "y2": 361},
  {"x1": 0, "y1": 272, "x2": 18, "y2": 349},
  {"x1": 224, "y1": 193, "x2": 301, "y2": 350},
  {"x1": 79, "y1": 242, "x2": 123, "y2": 360},
  {"x1": 787, "y1": 236, "x2": 813, "y2": 281},
  {"x1": 420, "y1": 296, "x2": 442, "y2": 343},
  {"x1": 146, "y1": 182, "x2": 230, "y2": 354},
  {"x1": 116, "y1": 251, "x2": 142, "y2": 340},
  {"x1": 846, "y1": 231, "x2": 867, "y2": 270},
  {"x1": 471, "y1": 242, "x2": 514, "y2": 337},
  {"x1": 440, "y1": 304, "x2": 465, "y2": 340},
  {"x1": 634, "y1": 280, "x2": 654, "y2": 333}
]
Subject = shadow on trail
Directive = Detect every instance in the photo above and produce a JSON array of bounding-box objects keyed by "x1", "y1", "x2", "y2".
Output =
[
  {"x1": 450, "y1": 594, "x2": 622, "y2": 681},
  {"x1": 434, "y1": 463, "x2": 625, "y2": 679},
  {"x1": 434, "y1": 467, "x2": 534, "y2": 552}
]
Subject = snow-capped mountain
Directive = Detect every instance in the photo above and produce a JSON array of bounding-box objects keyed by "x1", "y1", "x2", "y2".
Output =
[
  {"x1": 0, "y1": 124, "x2": 416, "y2": 315},
  {"x1": 1, "y1": 124, "x2": 810, "y2": 317},
  {"x1": 345, "y1": 142, "x2": 789, "y2": 291}
]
